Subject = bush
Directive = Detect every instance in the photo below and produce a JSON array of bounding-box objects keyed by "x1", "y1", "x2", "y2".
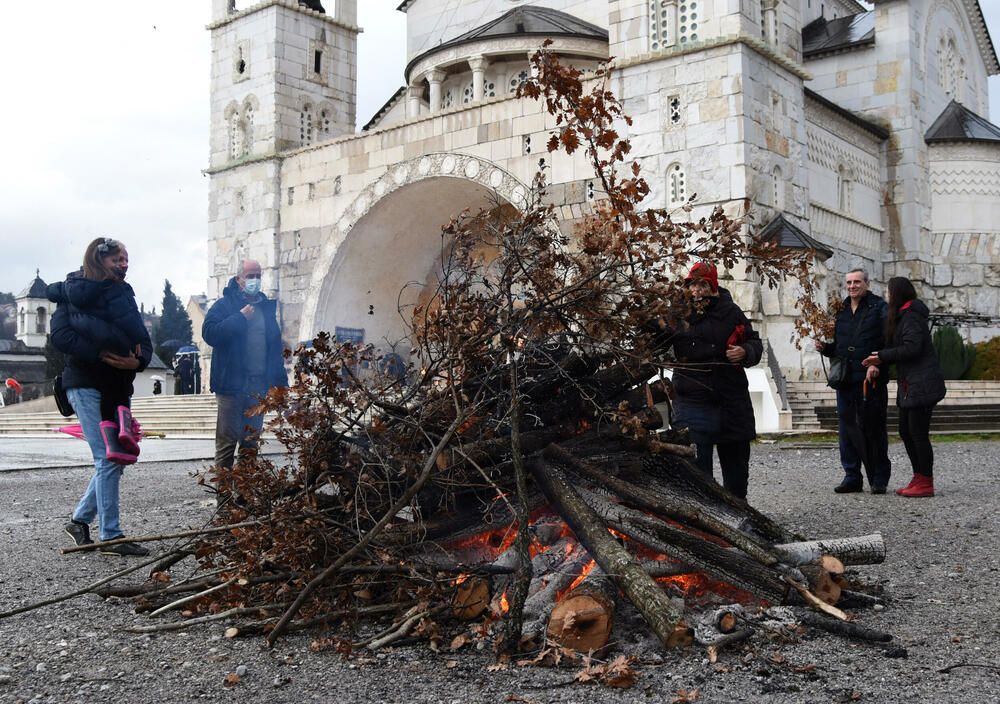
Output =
[
  {"x1": 932, "y1": 325, "x2": 975, "y2": 379},
  {"x1": 969, "y1": 336, "x2": 1000, "y2": 380}
]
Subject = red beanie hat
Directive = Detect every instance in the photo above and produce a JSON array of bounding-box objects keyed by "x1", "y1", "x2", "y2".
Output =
[{"x1": 685, "y1": 262, "x2": 719, "y2": 293}]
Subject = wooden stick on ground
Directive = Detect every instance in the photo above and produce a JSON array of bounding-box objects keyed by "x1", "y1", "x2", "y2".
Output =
[
  {"x1": 60, "y1": 520, "x2": 263, "y2": 554},
  {"x1": 0, "y1": 550, "x2": 183, "y2": 619}
]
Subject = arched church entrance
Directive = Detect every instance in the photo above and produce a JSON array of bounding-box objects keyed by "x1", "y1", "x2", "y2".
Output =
[{"x1": 299, "y1": 155, "x2": 528, "y2": 354}]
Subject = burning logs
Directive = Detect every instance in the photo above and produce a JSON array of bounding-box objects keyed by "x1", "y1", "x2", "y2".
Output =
[{"x1": 546, "y1": 566, "x2": 616, "y2": 652}]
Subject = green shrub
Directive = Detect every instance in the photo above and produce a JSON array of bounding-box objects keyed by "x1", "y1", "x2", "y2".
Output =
[
  {"x1": 969, "y1": 336, "x2": 1000, "y2": 380},
  {"x1": 932, "y1": 325, "x2": 975, "y2": 380}
]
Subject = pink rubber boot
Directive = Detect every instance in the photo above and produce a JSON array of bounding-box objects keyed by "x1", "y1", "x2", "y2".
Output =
[
  {"x1": 116, "y1": 405, "x2": 140, "y2": 456},
  {"x1": 100, "y1": 421, "x2": 137, "y2": 465}
]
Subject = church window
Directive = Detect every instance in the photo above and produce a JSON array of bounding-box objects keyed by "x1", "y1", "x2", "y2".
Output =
[
  {"x1": 669, "y1": 95, "x2": 682, "y2": 124},
  {"x1": 320, "y1": 109, "x2": 331, "y2": 138},
  {"x1": 243, "y1": 104, "x2": 253, "y2": 156},
  {"x1": 837, "y1": 165, "x2": 853, "y2": 213},
  {"x1": 19, "y1": 310, "x2": 25, "y2": 332},
  {"x1": 442, "y1": 89, "x2": 455, "y2": 109},
  {"x1": 233, "y1": 40, "x2": 250, "y2": 82},
  {"x1": 678, "y1": 2, "x2": 698, "y2": 44},
  {"x1": 508, "y1": 69, "x2": 529, "y2": 94},
  {"x1": 314, "y1": 50, "x2": 323, "y2": 75},
  {"x1": 229, "y1": 111, "x2": 243, "y2": 160},
  {"x1": 288, "y1": 187, "x2": 295, "y2": 205},
  {"x1": 772, "y1": 166, "x2": 784, "y2": 210},
  {"x1": 587, "y1": 181, "x2": 595, "y2": 200},
  {"x1": 300, "y1": 104, "x2": 314, "y2": 146},
  {"x1": 462, "y1": 81, "x2": 475, "y2": 104},
  {"x1": 523, "y1": 135, "x2": 531, "y2": 155},
  {"x1": 668, "y1": 163, "x2": 687, "y2": 205},
  {"x1": 649, "y1": 0, "x2": 673, "y2": 52},
  {"x1": 35, "y1": 307, "x2": 46, "y2": 334},
  {"x1": 237, "y1": 47, "x2": 246, "y2": 75},
  {"x1": 484, "y1": 80, "x2": 496, "y2": 98}
]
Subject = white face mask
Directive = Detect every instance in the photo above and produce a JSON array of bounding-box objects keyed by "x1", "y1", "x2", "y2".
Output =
[{"x1": 243, "y1": 278, "x2": 261, "y2": 296}]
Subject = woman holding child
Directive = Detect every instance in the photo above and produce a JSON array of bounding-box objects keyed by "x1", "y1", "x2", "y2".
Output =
[{"x1": 48, "y1": 237, "x2": 152, "y2": 556}]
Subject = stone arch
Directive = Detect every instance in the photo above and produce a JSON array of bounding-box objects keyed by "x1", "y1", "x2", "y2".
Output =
[{"x1": 299, "y1": 153, "x2": 530, "y2": 344}]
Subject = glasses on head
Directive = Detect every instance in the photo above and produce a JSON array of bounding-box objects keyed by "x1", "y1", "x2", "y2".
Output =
[{"x1": 97, "y1": 238, "x2": 122, "y2": 254}]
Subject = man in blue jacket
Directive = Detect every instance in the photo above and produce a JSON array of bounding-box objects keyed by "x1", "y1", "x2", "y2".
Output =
[
  {"x1": 815, "y1": 268, "x2": 890, "y2": 494},
  {"x1": 202, "y1": 260, "x2": 288, "y2": 492}
]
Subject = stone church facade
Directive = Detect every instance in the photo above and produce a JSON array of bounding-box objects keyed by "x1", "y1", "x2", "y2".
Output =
[{"x1": 205, "y1": 0, "x2": 1000, "y2": 397}]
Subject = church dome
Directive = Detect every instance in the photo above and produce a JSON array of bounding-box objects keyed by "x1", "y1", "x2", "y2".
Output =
[
  {"x1": 18, "y1": 273, "x2": 47, "y2": 300},
  {"x1": 405, "y1": 7, "x2": 608, "y2": 84}
]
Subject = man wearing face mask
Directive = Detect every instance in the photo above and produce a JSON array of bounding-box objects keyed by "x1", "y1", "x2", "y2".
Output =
[{"x1": 202, "y1": 260, "x2": 288, "y2": 494}]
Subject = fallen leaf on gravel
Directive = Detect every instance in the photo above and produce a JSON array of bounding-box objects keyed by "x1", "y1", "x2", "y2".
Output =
[
  {"x1": 445, "y1": 660, "x2": 457, "y2": 669},
  {"x1": 793, "y1": 663, "x2": 817, "y2": 674},
  {"x1": 223, "y1": 673, "x2": 240, "y2": 687},
  {"x1": 487, "y1": 663, "x2": 507, "y2": 672},
  {"x1": 670, "y1": 688, "x2": 699, "y2": 703},
  {"x1": 450, "y1": 633, "x2": 472, "y2": 651},
  {"x1": 573, "y1": 655, "x2": 638, "y2": 689}
]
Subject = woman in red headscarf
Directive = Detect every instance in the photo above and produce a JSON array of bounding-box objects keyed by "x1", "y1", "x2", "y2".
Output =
[{"x1": 655, "y1": 262, "x2": 763, "y2": 499}]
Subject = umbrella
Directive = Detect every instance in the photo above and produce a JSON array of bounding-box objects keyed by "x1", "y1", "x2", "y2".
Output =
[
  {"x1": 175, "y1": 345, "x2": 198, "y2": 355},
  {"x1": 151, "y1": 375, "x2": 165, "y2": 382},
  {"x1": 5, "y1": 378, "x2": 22, "y2": 394}
]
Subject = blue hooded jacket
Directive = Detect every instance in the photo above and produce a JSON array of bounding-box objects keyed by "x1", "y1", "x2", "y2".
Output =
[{"x1": 202, "y1": 276, "x2": 288, "y2": 395}]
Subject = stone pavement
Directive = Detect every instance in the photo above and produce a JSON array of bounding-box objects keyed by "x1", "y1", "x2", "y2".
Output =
[{"x1": 0, "y1": 436, "x2": 286, "y2": 472}]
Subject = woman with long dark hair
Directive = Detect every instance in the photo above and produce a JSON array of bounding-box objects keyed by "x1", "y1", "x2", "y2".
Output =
[
  {"x1": 47, "y1": 237, "x2": 153, "y2": 555},
  {"x1": 862, "y1": 277, "x2": 946, "y2": 497}
]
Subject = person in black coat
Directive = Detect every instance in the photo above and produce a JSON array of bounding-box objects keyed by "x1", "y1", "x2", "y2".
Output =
[
  {"x1": 863, "y1": 277, "x2": 946, "y2": 497},
  {"x1": 815, "y1": 268, "x2": 891, "y2": 494},
  {"x1": 659, "y1": 262, "x2": 763, "y2": 499},
  {"x1": 48, "y1": 237, "x2": 152, "y2": 557}
]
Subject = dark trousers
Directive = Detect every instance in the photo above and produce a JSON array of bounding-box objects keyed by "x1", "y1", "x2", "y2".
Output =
[
  {"x1": 836, "y1": 381, "x2": 891, "y2": 487},
  {"x1": 898, "y1": 405, "x2": 935, "y2": 477},
  {"x1": 695, "y1": 441, "x2": 750, "y2": 499},
  {"x1": 214, "y1": 387, "x2": 267, "y2": 471}
]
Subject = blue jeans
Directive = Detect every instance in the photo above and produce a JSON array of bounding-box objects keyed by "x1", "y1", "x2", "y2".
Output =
[{"x1": 67, "y1": 387, "x2": 125, "y2": 541}]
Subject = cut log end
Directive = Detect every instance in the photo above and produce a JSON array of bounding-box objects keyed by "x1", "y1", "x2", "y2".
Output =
[
  {"x1": 453, "y1": 576, "x2": 491, "y2": 620},
  {"x1": 546, "y1": 594, "x2": 614, "y2": 652},
  {"x1": 666, "y1": 621, "x2": 695, "y2": 648}
]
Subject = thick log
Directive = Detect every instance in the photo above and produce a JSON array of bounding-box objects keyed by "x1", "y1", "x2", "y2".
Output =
[
  {"x1": 640, "y1": 453, "x2": 800, "y2": 543},
  {"x1": 520, "y1": 550, "x2": 594, "y2": 645},
  {"x1": 794, "y1": 608, "x2": 893, "y2": 643},
  {"x1": 529, "y1": 458, "x2": 689, "y2": 648},
  {"x1": 798, "y1": 564, "x2": 842, "y2": 605},
  {"x1": 436, "y1": 425, "x2": 569, "y2": 472},
  {"x1": 546, "y1": 566, "x2": 616, "y2": 652},
  {"x1": 543, "y1": 444, "x2": 783, "y2": 568},
  {"x1": 775, "y1": 534, "x2": 886, "y2": 567},
  {"x1": 574, "y1": 487, "x2": 788, "y2": 604}
]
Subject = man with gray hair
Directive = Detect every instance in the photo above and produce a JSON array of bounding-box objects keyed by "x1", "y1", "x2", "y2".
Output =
[
  {"x1": 815, "y1": 268, "x2": 890, "y2": 493},
  {"x1": 202, "y1": 260, "x2": 288, "y2": 500}
]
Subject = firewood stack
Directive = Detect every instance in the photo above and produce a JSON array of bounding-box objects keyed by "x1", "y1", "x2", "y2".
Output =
[{"x1": 167, "y1": 342, "x2": 892, "y2": 655}]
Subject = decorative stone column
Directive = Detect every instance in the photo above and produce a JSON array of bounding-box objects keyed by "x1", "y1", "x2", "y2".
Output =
[
  {"x1": 427, "y1": 69, "x2": 446, "y2": 112},
  {"x1": 406, "y1": 84, "x2": 422, "y2": 118},
  {"x1": 469, "y1": 56, "x2": 489, "y2": 102},
  {"x1": 761, "y1": 0, "x2": 777, "y2": 44}
]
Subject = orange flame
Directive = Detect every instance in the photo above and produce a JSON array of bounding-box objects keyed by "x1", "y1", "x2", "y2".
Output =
[{"x1": 500, "y1": 593, "x2": 510, "y2": 613}]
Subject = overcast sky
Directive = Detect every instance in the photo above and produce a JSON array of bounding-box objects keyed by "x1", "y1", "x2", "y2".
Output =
[{"x1": 0, "y1": 2, "x2": 998, "y2": 312}]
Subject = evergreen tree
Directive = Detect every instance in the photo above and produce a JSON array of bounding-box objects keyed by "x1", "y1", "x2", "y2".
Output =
[{"x1": 154, "y1": 280, "x2": 193, "y2": 365}]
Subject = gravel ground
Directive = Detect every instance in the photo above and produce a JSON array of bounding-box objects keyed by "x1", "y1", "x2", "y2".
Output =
[{"x1": 1, "y1": 441, "x2": 998, "y2": 704}]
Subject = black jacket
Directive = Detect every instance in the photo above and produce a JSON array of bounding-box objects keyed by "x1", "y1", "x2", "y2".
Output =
[
  {"x1": 47, "y1": 271, "x2": 152, "y2": 395},
  {"x1": 877, "y1": 299, "x2": 946, "y2": 408},
  {"x1": 663, "y1": 289, "x2": 763, "y2": 443},
  {"x1": 821, "y1": 291, "x2": 886, "y2": 384},
  {"x1": 202, "y1": 277, "x2": 288, "y2": 395}
]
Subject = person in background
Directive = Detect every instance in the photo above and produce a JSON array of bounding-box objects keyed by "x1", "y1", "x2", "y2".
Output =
[
  {"x1": 863, "y1": 277, "x2": 946, "y2": 497},
  {"x1": 657, "y1": 262, "x2": 763, "y2": 499},
  {"x1": 202, "y1": 260, "x2": 288, "y2": 501},
  {"x1": 48, "y1": 237, "x2": 152, "y2": 556},
  {"x1": 815, "y1": 268, "x2": 890, "y2": 494}
]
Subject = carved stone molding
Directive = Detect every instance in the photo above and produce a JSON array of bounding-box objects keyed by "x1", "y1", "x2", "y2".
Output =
[{"x1": 299, "y1": 153, "x2": 529, "y2": 337}]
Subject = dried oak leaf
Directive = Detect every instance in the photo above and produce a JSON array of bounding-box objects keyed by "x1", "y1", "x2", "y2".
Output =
[
  {"x1": 450, "y1": 633, "x2": 473, "y2": 651},
  {"x1": 223, "y1": 673, "x2": 240, "y2": 687},
  {"x1": 670, "y1": 689, "x2": 700, "y2": 703}
]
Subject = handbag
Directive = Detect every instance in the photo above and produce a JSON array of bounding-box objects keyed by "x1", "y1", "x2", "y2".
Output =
[
  {"x1": 824, "y1": 302, "x2": 872, "y2": 391},
  {"x1": 53, "y1": 375, "x2": 74, "y2": 417},
  {"x1": 826, "y1": 356, "x2": 850, "y2": 390}
]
